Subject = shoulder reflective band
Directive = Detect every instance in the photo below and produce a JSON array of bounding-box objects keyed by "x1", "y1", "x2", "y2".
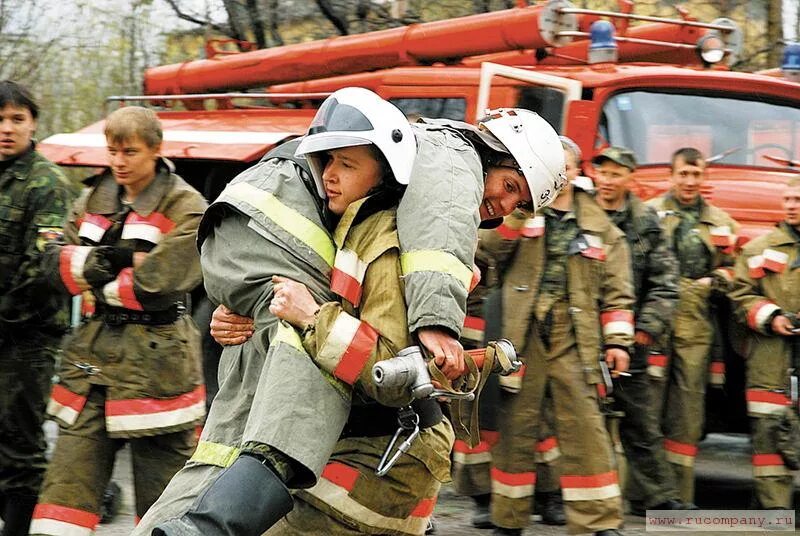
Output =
[
  {"x1": 400, "y1": 250, "x2": 473, "y2": 289},
  {"x1": 190, "y1": 440, "x2": 240, "y2": 467},
  {"x1": 274, "y1": 321, "x2": 305, "y2": 351},
  {"x1": 225, "y1": 182, "x2": 335, "y2": 267}
]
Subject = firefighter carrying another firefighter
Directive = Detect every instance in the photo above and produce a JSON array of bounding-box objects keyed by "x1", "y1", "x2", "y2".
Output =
[{"x1": 137, "y1": 88, "x2": 566, "y2": 536}]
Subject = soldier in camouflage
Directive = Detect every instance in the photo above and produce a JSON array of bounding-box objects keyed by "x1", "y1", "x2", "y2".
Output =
[
  {"x1": 646, "y1": 147, "x2": 739, "y2": 504},
  {"x1": 592, "y1": 146, "x2": 686, "y2": 515},
  {"x1": 0, "y1": 80, "x2": 72, "y2": 536}
]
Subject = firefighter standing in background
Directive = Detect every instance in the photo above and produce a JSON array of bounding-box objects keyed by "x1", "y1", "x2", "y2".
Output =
[
  {"x1": 29, "y1": 106, "x2": 207, "y2": 535},
  {"x1": 591, "y1": 146, "x2": 686, "y2": 514},
  {"x1": 646, "y1": 147, "x2": 739, "y2": 504},
  {"x1": 450, "y1": 143, "x2": 589, "y2": 530},
  {"x1": 728, "y1": 176, "x2": 800, "y2": 509},
  {"x1": 482, "y1": 165, "x2": 633, "y2": 535},
  {"x1": 0, "y1": 81, "x2": 72, "y2": 536}
]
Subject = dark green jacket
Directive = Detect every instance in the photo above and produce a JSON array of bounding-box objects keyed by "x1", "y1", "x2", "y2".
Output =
[
  {"x1": 606, "y1": 192, "x2": 679, "y2": 341},
  {"x1": 0, "y1": 146, "x2": 71, "y2": 337}
]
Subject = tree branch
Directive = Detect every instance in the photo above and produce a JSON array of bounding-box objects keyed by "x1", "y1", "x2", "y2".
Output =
[
  {"x1": 315, "y1": 0, "x2": 349, "y2": 35},
  {"x1": 162, "y1": 0, "x2": 233, "y2": 36},
  {"x1": 244, "y1": 0, "x2": 267, "y2": 48}
]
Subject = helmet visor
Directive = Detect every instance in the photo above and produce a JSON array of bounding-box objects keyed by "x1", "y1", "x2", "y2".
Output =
[
  {"x1": 307, "y1": 97, "x2": 374, "y2": 135},
  {"x1": 295, "y1": 132, "x2": 372, "y2": 157}
]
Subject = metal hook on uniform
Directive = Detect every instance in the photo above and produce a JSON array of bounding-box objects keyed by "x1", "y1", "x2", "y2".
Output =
[{"x1": 376, "y1": 406, "x2": 420, "y2": 477}]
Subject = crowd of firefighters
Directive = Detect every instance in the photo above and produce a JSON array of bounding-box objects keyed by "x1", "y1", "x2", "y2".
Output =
[{"x1": 1, "y1": 76, "x2": 799, "y2": 536}]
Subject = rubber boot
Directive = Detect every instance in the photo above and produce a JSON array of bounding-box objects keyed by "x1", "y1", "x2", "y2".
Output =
[
  {"x1": 152, "y1": 455, "x2": 293, "y2": 536},
  {"x1": 1, "y1": 494, "x2": 38, "y2": 536},
  {"x1": 99, "y1": 481, "x2": 122, "y2": 524},
  {"x1": 534, "y1": 490, "x2": 566, "y2": 526},
  {"x1": 471, "y1": 494, "x2": 493, "y2": 529}
]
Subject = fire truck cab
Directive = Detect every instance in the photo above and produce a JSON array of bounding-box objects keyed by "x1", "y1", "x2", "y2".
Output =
[{"x1": 38, "y1": 0, "x2": 800, "y2": 429}]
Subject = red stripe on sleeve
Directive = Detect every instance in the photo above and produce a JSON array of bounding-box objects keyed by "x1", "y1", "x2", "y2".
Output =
[
  {"x1": 116, "y1": 267, "x2": 144, "y2": 311},
  {"x1": 333, "y1": 321, "x2": 379, "y2": 385},
  {"x1": 50, "y1": 385, "x2": 87, "y2": 412},
  {"x1": 330, "y1": 269, "x2": 363, "y2": 306},
  {"x1": 58, "y1": 246, "x2": 82, "y2": 295}
]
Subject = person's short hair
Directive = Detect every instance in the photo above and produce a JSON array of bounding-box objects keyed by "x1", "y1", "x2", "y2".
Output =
[
  {"x1": 671, "y1": 147, "x2": 705, "y2": 171},
  {"x1": 559, "y1": 136, "x2": 582, "y2": 165},
  {"x1": 0, "y1": 80, "x2": 39, "y2": 119},
  {"x1": 592, "y1": 146, "x2": 636, "y2": 171},
  {"x1": 788, "y1": 176, "x2": 800, "y2": 189},
  {"x1": 104, "y1": 106, "x2": 163, "y2": 149}
]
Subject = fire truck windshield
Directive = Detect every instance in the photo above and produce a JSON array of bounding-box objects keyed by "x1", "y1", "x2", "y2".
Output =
[{"x1": 601, "y1": 91, "x2": 800, "y2": 169}]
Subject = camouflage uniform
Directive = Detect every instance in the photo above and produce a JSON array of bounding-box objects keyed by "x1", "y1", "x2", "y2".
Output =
[
  {"x1": 728, "y1": 222, "x2": 800, "y2": 508},
  {"x1": 30, "y1": 159, "x2": 207, "y2": 534},
  {"x1": 0, "y1": 145, "x2": 71, "y2": 523},
  {"x1": 481, "y1": 190, "x2": 633, "y2": 533},
  {"x1": 604, "y1": 192, "x2": 681, "y2": 510},
  {"x1": 646, "y1": 193, "x2": 738, "y2": 503},
  {"x1": 267, "y1": 195, "x2": 453, "y2": 536}
]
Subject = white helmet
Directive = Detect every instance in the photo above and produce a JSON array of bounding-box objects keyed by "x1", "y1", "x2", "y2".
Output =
[
  {"x1": 295, "y1": 87, "x2": 416, "y2": 197},
  {"x1": 478, "y1": 109, "x2": 567, "y2": 212}
]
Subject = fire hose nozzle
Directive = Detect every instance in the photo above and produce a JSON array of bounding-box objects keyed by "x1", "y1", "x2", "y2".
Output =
[
  {"x1": 372, "y1": 346, "x2": 434, "y2": 399},
  {"x1": 373, "y1": 339, "x2": 520, "y2": 399}
]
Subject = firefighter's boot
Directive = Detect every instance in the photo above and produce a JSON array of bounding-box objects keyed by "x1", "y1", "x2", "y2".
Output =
[
  {"x1": 152, "y1": 455, "x2": 293, "y2": 536},
  {"x1": 1, "y1": 493, "x2": 38, "y2": 536},
  {"x1": 100, "y1": 481, "x2": 122, "y2": 523},
  {"x1": 471, "y1": 494, "x2": 493, "y2": 529},
  {"x1": 534, "y1": 490, "x2": 566, "y2": 526}
]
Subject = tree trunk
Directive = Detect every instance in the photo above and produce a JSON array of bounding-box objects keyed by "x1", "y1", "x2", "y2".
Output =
[
  {"x1": 766, "y1": 0, "x2": 783, "y2": 67},
  {"x1": 267, "y1": 0, "x2": 284, "y2": 47},
  {"x1": 315, "y1": 0, "x2": 349, "y2": 35},
  {"x1": 244, "y1": 0, "x2": 267, "y2": 49}
]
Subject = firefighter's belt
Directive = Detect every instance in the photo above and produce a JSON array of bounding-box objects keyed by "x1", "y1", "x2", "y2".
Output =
[
  {"x1": 95, "y1": 303, "x2": 185, "y2": 325},
  {"x1": 340, "y1": 398, "x2": 443, "y2": 439}
]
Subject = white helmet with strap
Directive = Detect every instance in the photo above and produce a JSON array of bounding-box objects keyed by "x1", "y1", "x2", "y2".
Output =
[
  {"x1": 295, "y1": 87, "x2": 416, "y2": 197},
  {"x1": 478, "y1": 108, "x2": 567, "y2": 212}
]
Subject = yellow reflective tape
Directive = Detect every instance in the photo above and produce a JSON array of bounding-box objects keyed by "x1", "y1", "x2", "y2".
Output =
[
  {"x1": 274, "y1": 321, "x2": 304, "y2": 351},
  {"x1": 225, "y1": 182, "x2": 335, "y2": 267},
  {"x1": 400, "y1": 250, "x2": 473, "y2": 289},
  {"x1": 190, "y1": 440, "x2": 240, "y2": 467}
]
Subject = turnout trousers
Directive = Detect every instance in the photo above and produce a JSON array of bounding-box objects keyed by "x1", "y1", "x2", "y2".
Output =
[
  {"x1": 745, "y1": 337, "x2": 795, "y2": 509},
  {"x1": 490, "y1": 303, "x2": 622, "y2": 533},
  {"x1": 30, "y1": 387, "x2": 195, "y2": 534},
  {"x1": 662, "y1": 279, "x2": 714, "y2": 503}
]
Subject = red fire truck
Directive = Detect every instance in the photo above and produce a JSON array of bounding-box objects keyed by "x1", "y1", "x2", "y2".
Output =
[{"x1": 39, "y1": 0, "x2": 800, "y2": 429}]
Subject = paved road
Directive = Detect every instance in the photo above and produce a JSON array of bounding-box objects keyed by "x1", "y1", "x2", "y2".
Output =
[{"x1": 87, "y1": 433, "x2": 798, "y2": 535}]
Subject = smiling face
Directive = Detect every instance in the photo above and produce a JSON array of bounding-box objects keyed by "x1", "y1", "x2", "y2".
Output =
[
  {"x1": 670, "y1": 155, "x2": 707, "y2": 205},
  {"x1": 321, "y1": 145, "x2": 383, "y2": 215},
  {"x1": 107, "y1": 135, "x2": 161, "y2": 197},
  {"x1": 481, "y1": 164, "x2": 533, "y2": 220},
  {"x1": 594, "y1": 159, "x2": 633, "y2": 206},
  {"x1": 0, "y1": 104, "x2": 36, "y2": 160}
]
